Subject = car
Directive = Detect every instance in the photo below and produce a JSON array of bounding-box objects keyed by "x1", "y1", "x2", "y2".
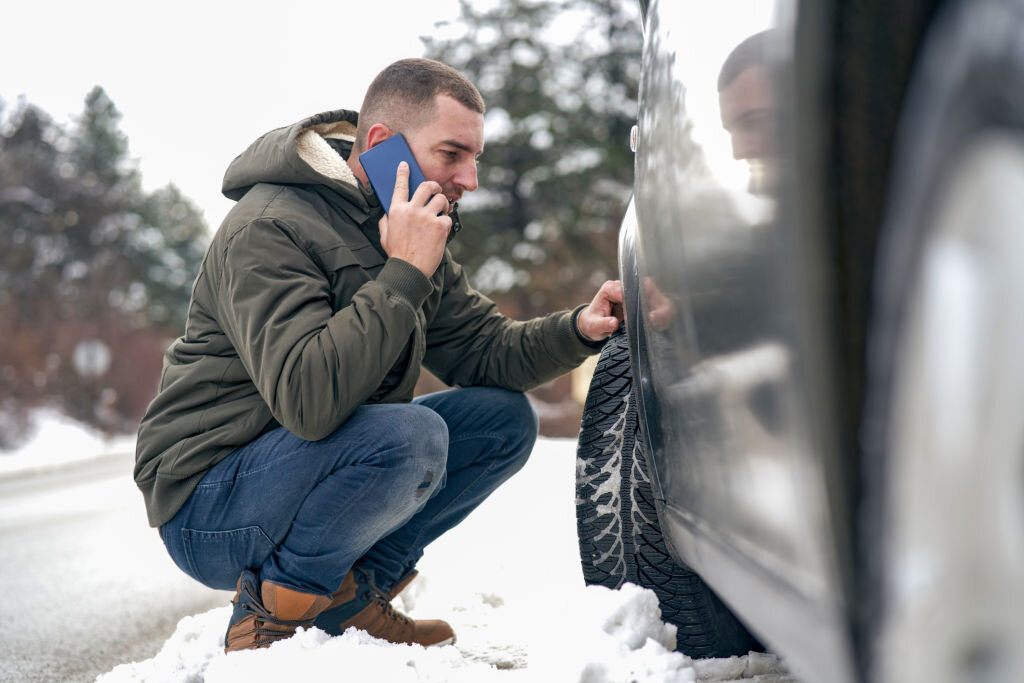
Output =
[{"x1": 574, "y1": 1, "x2": 1024, "y2": 682}]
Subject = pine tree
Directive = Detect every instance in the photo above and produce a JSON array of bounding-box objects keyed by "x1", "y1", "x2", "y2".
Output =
[
  {"x1": 0, "y1": 89, "x2": 208, "y2": 448},
  {"x1": 423, "y1": 0, "x2": 642, "y2": 317}
]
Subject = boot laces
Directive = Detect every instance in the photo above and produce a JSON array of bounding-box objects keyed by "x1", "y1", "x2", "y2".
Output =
[
  {"x1": 354, "y1": 566, "x2": 413, "y2": 626},
  {"x1": 373, "y1": 591, "x2": 413, "y2": 626},
  {"x1": 237, "y1": 578, "x2": 315, "y2": 645}
]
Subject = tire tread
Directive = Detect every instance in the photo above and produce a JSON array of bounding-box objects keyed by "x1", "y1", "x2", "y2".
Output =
[{"x1": 576, "y1": 332, "x2": 763, "y2": 658}]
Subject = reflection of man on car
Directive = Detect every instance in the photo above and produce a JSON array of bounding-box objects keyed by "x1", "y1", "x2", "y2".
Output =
[
  {"x1": 717, "y1": 30, "x2": 778, "y2": 194},
  {"x1": 637, "y1": 27, "x2": 801, "y2": 578},
  {"x1": 639, "y1": 27, "x2": 791, "y2": 468},
  {"x1": 642, "y1": 30, "x2": 781, "y2": 336}
]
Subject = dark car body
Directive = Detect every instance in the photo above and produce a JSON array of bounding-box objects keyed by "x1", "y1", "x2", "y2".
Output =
[{"x1": 620, "y1": 1, "x2": 1024, "y2": 681}]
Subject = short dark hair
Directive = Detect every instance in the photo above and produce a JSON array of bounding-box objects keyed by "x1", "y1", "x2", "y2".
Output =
[
  {"x1": 355, "y1": 58, "x2": 485, "y2": 152},
  {"x1": 718, "y1": 30, "x2": 773, "y2": 92}
]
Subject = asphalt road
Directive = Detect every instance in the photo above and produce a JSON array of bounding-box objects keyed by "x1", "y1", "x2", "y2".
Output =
[{"x1": 0, "y1": 452, "x2": 229, "y2": 682}]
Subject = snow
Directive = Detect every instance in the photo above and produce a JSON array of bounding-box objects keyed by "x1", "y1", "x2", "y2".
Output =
[
  {"x1": 0, "y1": 409, "x2": 135, "y2": 475},
  {"x1": 3, "y1": 413, "x2": 795, "y2": 682}
]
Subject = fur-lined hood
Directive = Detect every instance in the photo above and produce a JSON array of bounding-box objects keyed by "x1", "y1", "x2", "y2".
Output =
[{"x1": 221, "y1": 108, "x2": 364, "y2": 205}]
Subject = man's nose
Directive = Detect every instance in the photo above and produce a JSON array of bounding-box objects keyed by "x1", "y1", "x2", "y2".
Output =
[{"x1": 455, "y1": 161, "x2": 478, "y2": 193}]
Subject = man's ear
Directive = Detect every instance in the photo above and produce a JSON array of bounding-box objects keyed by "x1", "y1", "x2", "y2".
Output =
[{"x1": 365, "y1": 123, "x2": 394, "y2": 150}]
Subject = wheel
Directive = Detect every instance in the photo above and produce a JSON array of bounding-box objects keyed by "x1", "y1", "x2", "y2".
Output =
[
  {"x1": 575, "y1": 331, "x2": 763, "y2": 658},
  {"x1": 863, "y1": 1, "x2": 1024, "y2": 681}
]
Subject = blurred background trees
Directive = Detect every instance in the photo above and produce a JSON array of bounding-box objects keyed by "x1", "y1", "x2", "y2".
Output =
[
  {"x1": 424, "y1": 0, "x2": 641, "y2": 319},
  {"x1": 0, "y1": 0, "x2": 641, "y2": 449},
  {"x1": 419, "y1": 0, "x2": 642, "y2": 433},
  {"x1": 0, "y1": 87, "x2": 208, "y2": 449}
]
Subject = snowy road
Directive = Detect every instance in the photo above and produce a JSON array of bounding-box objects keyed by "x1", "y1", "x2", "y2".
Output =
[
  {"x1": 0, "y1": 452, "x2": 228, "y2": 683},
  {"x1": 2, "y1": 435, "x2": 795, "y2": 682}
]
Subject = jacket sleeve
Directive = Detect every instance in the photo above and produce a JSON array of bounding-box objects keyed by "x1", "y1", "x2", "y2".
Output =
[
  {"x1": 216, "y1": 218, "x2": 432, "y2": 441},
  {"x1": 423, "y1": 256, "x2": 599, "y2": 390}
]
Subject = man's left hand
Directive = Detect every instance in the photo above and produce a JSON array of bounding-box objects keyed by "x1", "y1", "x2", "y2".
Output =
[{"x1": 577, "y1": 280, "x2": 625, "y2": 342}]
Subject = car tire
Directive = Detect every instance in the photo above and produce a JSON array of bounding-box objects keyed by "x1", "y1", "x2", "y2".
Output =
[
  {"x1": 575, "y1": 331, "x2": 763, "y2": 658},
  {"x1": 862, "y1": 1, "x2": 1024, "y2": 680}
]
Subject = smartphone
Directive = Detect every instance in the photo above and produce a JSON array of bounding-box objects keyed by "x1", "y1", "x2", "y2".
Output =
[{"x1": 358, "y1": 133, "x2": 428, "y2": 214}]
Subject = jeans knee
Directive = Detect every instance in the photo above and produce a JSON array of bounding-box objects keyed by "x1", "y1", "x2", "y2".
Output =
[
  {"x1": 397, "y1": 404, "x2": 449, "y2": 473},
  {"x1": 486, "y1": 389, "x2": 538, "y2": 470},
  {"x1": 509, "y1": 391, "x2": 539, "y2": 442},
  {"x1": 459, "y1": 390, "x2": 535, "y2": 488},
  {"x1": 507, "y1": 431, "x2": 533, "y2": 475}
]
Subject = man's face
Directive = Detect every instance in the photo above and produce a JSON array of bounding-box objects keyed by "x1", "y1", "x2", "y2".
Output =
[
  {"x1": 719, "y1": 65, "x2": 775, "y2": 162},
  {"x1": 404, "y1": 94, "x2": 485, "y2": 214}
]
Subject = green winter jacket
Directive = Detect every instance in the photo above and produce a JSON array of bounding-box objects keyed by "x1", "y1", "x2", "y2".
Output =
[{"x1": 134, "y1": 109, "x2": 600, "y2": 527}]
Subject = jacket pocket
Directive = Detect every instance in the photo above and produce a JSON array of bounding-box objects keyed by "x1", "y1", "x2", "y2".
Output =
[
  {"x1": 180, "y1": 526, "x2": 275, "y2": 591},
  {"x1": 317, "y1": 246, "x2": 362, "y2": 270},
  {"x1": 317, "y1": 245, "x2": 386, "y2": 314}
]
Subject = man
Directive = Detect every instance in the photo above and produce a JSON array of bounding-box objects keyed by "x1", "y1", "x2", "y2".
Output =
[
  {"x1": 134, "y1": 58, "x2": 623, "y2": 654},
  {"x1": 717, "y1": 30, "x2": 778, "y2": 193}
]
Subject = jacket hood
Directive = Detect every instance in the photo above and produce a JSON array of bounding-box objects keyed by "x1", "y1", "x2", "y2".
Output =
[{"x1": 222, "y1": 108, "x2": 365, "y2": 204}]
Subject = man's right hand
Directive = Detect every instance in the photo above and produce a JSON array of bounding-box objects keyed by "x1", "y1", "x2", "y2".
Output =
[{"x1": 379, "y1": 162, "x2": 452, "y2": 277}]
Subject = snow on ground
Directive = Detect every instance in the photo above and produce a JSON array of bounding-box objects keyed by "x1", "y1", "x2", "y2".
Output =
[
  {"x1": 0, "y1": 409, "x2": 136, "y2": 475},
  {"x1": 3, "y1": 413, "x2": 795, "y2": 682},
  {"x1": 98, "y1": 588, "x2": 790, "y2": 683}
]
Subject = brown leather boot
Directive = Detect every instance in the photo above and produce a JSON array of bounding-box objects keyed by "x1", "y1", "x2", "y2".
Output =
[
  {"x1": 224, "y1": 570, "x2": 333, "y2": 653},
  {"x1": 385, "y1": 570, "x2": 419, "y2": 601},
  {"x1": 312, "y1": 567, "x2": 455, "y2": 646}
]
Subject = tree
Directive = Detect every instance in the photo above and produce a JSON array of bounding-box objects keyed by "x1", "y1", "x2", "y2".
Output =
[
  {"x1": 423, "y1": 0, "x2": 642, "y2": 318},
  {"x1": 0, "y1": 88, "x2": 209, "y2": 449}
]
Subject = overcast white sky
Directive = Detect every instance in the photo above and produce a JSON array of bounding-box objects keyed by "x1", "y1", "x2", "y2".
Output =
[
  {"x1": 1, "y1": 0, "x2": 464, "y2": 229},
  {"x1": 3, "y1": 1, "x2": 780, "y2": 231}
]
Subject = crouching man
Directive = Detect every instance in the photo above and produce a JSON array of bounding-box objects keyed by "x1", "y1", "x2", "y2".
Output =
[{"x1": 134, "y1": 58, "x2": 623, "y2": 653}]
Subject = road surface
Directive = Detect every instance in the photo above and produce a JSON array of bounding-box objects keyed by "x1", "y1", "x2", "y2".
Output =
[{"x1": 0, "y1": 451, "x2": 229, "y2": 682}]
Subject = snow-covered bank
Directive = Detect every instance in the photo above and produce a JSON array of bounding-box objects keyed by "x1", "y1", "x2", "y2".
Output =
[
  {"x1": 96, "y1": 437, "x2": 795, "y2": 682},
  {"x1": 0, "y1": 409, "x2": 135, "y2": 476},
  {"x1": 100, "y1": 585, "x2": 789, "y2": 683}
]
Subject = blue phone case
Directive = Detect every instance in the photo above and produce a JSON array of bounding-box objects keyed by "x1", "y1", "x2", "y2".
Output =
[{"x1": 358, "y1": 134, "x2": 428, "y2": 214}]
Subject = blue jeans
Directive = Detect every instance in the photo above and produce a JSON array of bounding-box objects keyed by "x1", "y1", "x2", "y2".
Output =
[{"x1": 160, "y1": 387, "x2": 538, "y2": 596}]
